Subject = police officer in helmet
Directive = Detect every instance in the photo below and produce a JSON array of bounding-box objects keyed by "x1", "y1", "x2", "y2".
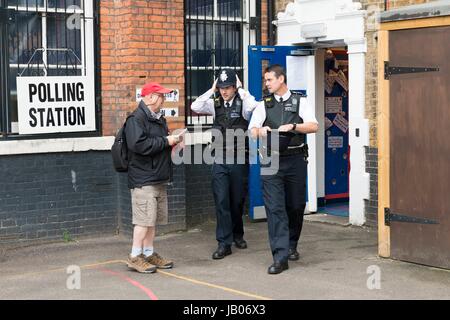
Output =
[
  {"x1": 249, "y1": 64, "x2": 319, "y2": 274},
  {"x1": 191, "y1": 69, "x2": 257, "y2": 259}
]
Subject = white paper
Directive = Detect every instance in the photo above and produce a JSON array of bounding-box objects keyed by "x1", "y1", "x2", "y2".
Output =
[
  {"x1": 335, "y1": 70, "x2": 348, "y2": 91},
  {"x1": 325, "y1": 97, "x2": 342, "y2": 113},
  {"x1": 328, "y1": 136, "x2": 343, "y2": 148},
  {"x1": 325, "y1": 70, "x2": 337, "y2": 94},
  {"x1": 333, "y1": 113, "x2": 349, "y2": 133},
  {"x1": 161, "y1": 108, "x2": 178, "y2": 117},
  {"x1": 324, "y1": 117, "x2": 333, "y2": 130},
  {"x1": 286, "y1": 56, "x2": 308, "y2": 91}
]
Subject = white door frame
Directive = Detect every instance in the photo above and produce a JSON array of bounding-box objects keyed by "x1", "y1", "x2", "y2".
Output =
[{"x1": 275, "y1": 0, "x2": 370, "y2": 225}]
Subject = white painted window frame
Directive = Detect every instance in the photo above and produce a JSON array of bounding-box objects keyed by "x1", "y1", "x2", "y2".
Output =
[{"x1": 7, "y1": 0, "x2": 95, "y2": 135}]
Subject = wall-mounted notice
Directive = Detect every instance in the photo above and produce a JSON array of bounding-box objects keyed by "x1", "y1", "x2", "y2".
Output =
[
  {"x1": 325, "y1": 97, "x2": 342, "y2": 114},
  {"x1": 17, "y1": 76, "x2": 96, "y2": 134},
  {"x1": 328, "y1": 136, "x2": 343, "y2": 148},
  {"x1": 333, "y1": 113, "x2": 349, "y2": 133}
]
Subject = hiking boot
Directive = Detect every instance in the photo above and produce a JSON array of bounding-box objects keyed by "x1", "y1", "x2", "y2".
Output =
[
  {"x1": 145, "y1": 252, "x2": 174, "y2": 269},
  {"x1": 127, "y1": 255, "x2": 157, "y2": 273}
]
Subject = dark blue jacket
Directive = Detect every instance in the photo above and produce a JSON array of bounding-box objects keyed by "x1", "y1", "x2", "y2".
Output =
[{"x1": 124, "y1": 101, "x2": 171, "y2": 188}]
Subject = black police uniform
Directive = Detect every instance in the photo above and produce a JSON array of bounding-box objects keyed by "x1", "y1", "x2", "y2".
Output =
[
  {"x1": 211, "y1": 70, "x2": 249, "y2": 257},
  {"x1": 261, "y1": 91, "x2": 308, "y2": 266}
]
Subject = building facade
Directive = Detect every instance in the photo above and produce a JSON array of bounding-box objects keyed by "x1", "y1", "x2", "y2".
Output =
[{"x1": 0, "y1": 0, "x2": 446, "y2": 261}]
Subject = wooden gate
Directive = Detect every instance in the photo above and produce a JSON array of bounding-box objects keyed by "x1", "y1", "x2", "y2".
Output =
[{"x1": 379, "y1": 17, "x2": 450, "y2": 269}]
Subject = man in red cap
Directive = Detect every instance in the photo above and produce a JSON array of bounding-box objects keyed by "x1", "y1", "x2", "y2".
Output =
[{"x1": 124, "y1": 82, "x2": 182, "y2": 273}]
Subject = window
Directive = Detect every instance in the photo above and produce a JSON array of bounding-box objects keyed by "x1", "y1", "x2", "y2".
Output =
[
  {"x1": 185, "y1": 0, "x2": 254, "y2": 126},
  {"x1": 1, "y1": 0, "x2": 96, "y2": 137}
]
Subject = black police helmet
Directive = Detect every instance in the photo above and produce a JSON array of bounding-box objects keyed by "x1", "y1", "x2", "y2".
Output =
[{"x1": 216, "y1": 69, "x2": 237, "y2": 88}]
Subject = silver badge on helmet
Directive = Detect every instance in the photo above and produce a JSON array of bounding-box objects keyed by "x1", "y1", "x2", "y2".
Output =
[{"x1": 220, "y1": 70, "x2": 228, "y2": 82}]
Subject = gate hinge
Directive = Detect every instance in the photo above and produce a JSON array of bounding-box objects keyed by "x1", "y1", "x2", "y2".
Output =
[
  {"x1": 384, "y1": 61, "x2": 439, "y2": 80},
  {"x1": 384, "y1": 208, "x2": 439, "y2": 226}
]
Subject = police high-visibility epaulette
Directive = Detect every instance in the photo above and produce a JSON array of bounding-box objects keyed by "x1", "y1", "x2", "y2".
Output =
[
  {"x1": 214, "y1": 97, "x2": 222, "y2": 108},
  {"x1": 262, "y1": 95, "x2": 275, "y2": 108}
]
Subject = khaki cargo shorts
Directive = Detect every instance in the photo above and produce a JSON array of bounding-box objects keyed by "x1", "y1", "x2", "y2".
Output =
[{"x1": 131, "y1": 184, "x2": 168, "y2": 227}]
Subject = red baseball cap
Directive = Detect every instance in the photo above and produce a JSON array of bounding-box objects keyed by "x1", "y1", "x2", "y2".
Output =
[{"x1": 141, "y1": 82, "x2": 173, "y2": 97}]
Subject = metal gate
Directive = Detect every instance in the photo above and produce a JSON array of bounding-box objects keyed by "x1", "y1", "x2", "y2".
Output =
[
  {"x1": 184, "y1": 0, "x2": 255, "y2": 127},
  {"x1": 387, "y1": 26, "x2": 450, "y2": 269},
  {"x1": 0, "y1": 0, "x2": 98, "y2": 138}
]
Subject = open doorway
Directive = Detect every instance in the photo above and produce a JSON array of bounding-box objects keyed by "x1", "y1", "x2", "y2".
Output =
[{"x1": 318, "y1": 48, "x2": 349, "y2": 217}]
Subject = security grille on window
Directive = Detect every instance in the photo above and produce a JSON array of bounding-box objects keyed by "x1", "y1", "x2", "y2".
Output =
[
  {"x1": 1, "y1": 0, "x2": 96, "y2": 136},
  {"x1": 185, "y1": 0, "x2": 251, "y2": 127}
]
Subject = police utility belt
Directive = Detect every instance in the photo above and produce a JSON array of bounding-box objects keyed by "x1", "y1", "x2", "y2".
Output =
[{"x1": 265, "y1": 143, "x2": 309, "y2": 160}]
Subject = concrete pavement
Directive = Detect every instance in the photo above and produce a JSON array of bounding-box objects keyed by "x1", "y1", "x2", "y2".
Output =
[{"x1": 0, "y1": 217, "x2": 449, "y2": 300}]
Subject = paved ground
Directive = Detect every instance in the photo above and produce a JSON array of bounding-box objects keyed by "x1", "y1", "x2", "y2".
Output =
[{"x1": 0, "y1": 217, "x2": 449, "y2": 300}]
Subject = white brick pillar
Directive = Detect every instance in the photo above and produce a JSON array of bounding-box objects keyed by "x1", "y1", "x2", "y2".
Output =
[{"x1": 347, "y1": 39, "x2": 370, "y2": 226}]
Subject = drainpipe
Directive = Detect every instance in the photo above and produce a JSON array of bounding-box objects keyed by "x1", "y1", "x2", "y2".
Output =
[
  {"x1": 268, "y1": 0, "x2": 276, "y2": 45},
  {"x1": 0, "y1": 0, "x2": 12, "y2": 136}
]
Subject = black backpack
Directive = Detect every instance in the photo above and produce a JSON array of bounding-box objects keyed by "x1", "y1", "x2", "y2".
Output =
[{"x1": 111, "y1": 115, "x2": 133, "y2": 172}]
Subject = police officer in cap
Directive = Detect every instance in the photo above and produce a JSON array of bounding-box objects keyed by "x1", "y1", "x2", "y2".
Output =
[
  {"x1": 248, "y1": 64, "x2": 318, "y2": 274},
  {"x1": 191, "y1": 69, "x2": 257, "y2": 259}
]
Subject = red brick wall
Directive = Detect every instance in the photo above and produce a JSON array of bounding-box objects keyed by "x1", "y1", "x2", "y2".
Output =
[
  {"x1": 261, "y1": 0, "x2": 269, "y2": 45},
  {"x1": 99, "y1": 0, "x2": 185, "y2": 136}
]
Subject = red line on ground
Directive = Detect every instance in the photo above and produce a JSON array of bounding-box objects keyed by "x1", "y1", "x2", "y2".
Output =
[
  {"x1": 98, "y1": 267, "x2": 159, "y2": 300},
  {"x1": 325, "y1": 193, "x2": 349, "y2": 200}
]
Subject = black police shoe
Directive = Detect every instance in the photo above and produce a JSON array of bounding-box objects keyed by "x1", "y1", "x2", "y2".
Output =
[
  {"x1": 268, "y1": 261, "x2": 289, "y2": 275},
  {"x1": 233, "y1": 238, "x2": 248, "y2": 249},
  {"x1": 288, "y1": 248, "x2": 300, "y2": 261},
  {"x1": 212, "y1": 246, "x2": 232, "y2": 260}
]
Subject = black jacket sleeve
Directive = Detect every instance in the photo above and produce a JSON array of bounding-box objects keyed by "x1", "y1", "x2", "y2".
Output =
[{"x1": 125, "y1": 116, "x2": 169, "y2": 157}]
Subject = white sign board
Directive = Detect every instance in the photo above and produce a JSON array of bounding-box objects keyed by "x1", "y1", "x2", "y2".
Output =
[
  {"x1": 333, "y1": 113, "x2": 349, "y2": 133},
  {"x1": 328, "y1": 136, "x2": 343, "y2": 148},
  {"x1": 17, "y1": 76, "x2": 96, "y2": 134},
  {"x1": 286, "y1": 56, "x2": 308, "y2": 91},
  {"x1": 325, "y1": 97, "x2": 342, "y2": 114},
  {"x1": 136, "y1": 87, "x2": 179, "y2": 102},
  {"x1": 161, "y1": 108, "x2": 178, "y2": 117}
]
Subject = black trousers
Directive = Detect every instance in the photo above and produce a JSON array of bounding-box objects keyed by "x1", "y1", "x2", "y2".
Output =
[
  {"x1": 212, "y1": 163, "x2": 248, "y2": 247},
  {"x1": 261, "y1": 153, "x2": 307, "y2": 262}
]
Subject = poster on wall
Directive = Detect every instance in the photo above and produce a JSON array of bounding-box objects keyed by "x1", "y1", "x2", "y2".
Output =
[
  {"x1": 328, "y1": 136, "x2": 344, "y2": 148},
  {"x1": 325, "y1": 97, "x2": 342, "y2": 113},
  {"x1": 17, "y1": 76, "x2": 96, "y2": 135},
  {"x1": 325, "y1": 117, "x2": 333, "y2": 130},
  {"x1": 325, "y1": 70, "x2": 337, "y2": 94},
  {"x1": 286, "y1": 56, "x2": 308, "y2": 91},
  {"x1": 335, "y1": 70, "x2": 348, "y2": 91},
  {"x1": 333, "y1": 113, "x2": 349, "y2": 133}
]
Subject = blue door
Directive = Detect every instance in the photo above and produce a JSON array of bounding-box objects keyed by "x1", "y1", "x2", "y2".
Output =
[
  {"x1": 324, "y1": 50, "x2": 349, "y2": 202},
  {"x1": 247, "y1": 45, "x2": 312, "y2": 219}
]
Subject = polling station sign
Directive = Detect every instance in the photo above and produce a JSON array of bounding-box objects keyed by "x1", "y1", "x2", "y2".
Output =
[{"x1": 17, "y1": 76, "x2": 96, "y2": 134}]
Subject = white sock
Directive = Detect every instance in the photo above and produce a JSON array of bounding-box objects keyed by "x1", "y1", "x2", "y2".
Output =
[
  {"x1": 143, "y1": 247, "x2": 154, "y2": 257},
  {"x1": 131, "y1": 247, "x2": 143, "y2": 258}
]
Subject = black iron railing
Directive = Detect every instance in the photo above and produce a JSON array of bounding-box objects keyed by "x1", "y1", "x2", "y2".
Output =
[{"x1": 185, "y1": 0, "x2": 252, "y2": 127}]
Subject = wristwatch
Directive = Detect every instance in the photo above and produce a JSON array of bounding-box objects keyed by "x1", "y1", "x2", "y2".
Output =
[{"x1": 292, "y1": 123, "x2": 297, "y2": 131}]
